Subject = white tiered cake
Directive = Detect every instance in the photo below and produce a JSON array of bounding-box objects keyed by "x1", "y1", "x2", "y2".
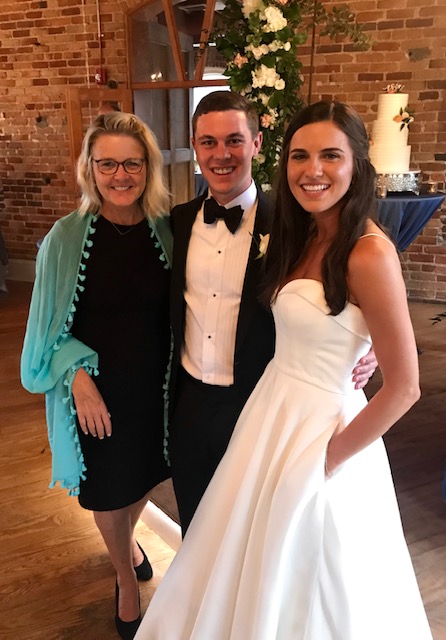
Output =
[{"x1": 369, "y1": 92, "x2": 411, "y2": 174}]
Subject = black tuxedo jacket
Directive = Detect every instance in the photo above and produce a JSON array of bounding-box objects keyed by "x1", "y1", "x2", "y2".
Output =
[{"x1": 169, "y1": 188, "x2": 276, "y2": 410}]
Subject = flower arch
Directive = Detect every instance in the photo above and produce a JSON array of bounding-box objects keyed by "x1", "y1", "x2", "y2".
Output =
[{"x1": 213, "y1": 0, "x2": 369, "y2": 190}]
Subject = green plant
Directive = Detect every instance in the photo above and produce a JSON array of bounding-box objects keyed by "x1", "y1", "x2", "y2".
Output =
[{"x1": 213, "y1": 0, "x2": 370, "y2": 190}]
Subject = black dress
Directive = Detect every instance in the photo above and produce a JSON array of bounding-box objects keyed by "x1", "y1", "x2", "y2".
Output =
[{"x1": 70, "y1": 215, "x2": 171, "y2": 511}]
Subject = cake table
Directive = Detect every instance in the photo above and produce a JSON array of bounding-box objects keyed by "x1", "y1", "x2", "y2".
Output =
[{"x1": 376, "y1": 192, "x2": 445, "y2": 251}]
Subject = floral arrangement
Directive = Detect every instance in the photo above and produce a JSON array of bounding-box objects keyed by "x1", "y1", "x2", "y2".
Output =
[
  {"x1": 393, "y1": 106, "x2": 415, "y2": 131},
  {"x1": 213, "y1": 0, "x2": 369, "y2": 190},
  {"x1": 383, "y1": 83, "x2": 405, "y2": 94}
]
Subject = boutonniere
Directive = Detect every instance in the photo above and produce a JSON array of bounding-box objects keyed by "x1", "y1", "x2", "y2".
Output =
[{"x1": 250, "y1": 232, "x2": 270, "y2": 259}]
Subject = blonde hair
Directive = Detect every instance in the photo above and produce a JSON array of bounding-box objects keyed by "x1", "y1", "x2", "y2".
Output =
[{"x1": 77, "y1": 112, "x2": 169, "y2": 219}]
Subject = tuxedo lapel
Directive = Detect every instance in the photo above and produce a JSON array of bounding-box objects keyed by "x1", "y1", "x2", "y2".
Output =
[
  {"x1": 170, "y1": 193, "x2": 207, "y2": 339},
  {"x1": 235, "y1": 189, "x2": 273, "y2": 356}
]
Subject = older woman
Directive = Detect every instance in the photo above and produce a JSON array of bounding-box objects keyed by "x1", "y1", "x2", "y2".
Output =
[{"x1": 21, "y1": 112, "x2": 172, "y2": 640}]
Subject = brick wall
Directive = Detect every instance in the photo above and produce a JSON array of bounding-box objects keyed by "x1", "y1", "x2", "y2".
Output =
[
  {"x1": 297, "y1": 0, "x2": 446, "y2": 301},
  {"x1": 1, "y1": 0, "x2": 445, "y2": 300},
  {"x1": 0, "y1": 0, "x2": 133, "y2": 263}
]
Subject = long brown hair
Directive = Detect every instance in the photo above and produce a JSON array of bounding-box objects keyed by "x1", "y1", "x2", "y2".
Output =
[{"x1": 261, "y1": 101, "x2": 379, "y2": 315}]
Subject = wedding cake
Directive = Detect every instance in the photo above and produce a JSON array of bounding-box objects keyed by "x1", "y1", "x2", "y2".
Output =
[{"x1": 369, "y1": 85, "x2": 413, "y2": 174}]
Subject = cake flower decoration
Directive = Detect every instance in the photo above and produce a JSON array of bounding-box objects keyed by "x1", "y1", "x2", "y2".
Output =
[
  {"x1": 384, "y1": 83, "x2": 405, "y2": 94},
  {"x1": 393, "y1": 107, "x2": 415, "y2": 131}
]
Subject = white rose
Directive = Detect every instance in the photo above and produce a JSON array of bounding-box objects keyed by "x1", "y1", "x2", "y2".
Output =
[
  {"x1": 268, "y1": 40, "x2": 289, "y2": 52},
  {"x1": 251, "y1": 70, "x2": 264, "y2": 89},
  {"x1": 252, "y1": 65, "x2": 280, "y2": 89},
  {"x1": 265, "y1": 72, "x2": 277, "y2": 88},
  {"x1": 268, "y1": 108, "x2": 278, "y2": 124},
  {"x1": 245, "y1": 44, "x2": 269, "y2": 60},
  {"x1": 263, "y1": 6, "x2": 287, "y2": 32},
  {"x1": 274, "y1": 78, "x2": 285, "y2": 90},
  {"x1": 242, "y1": 0, "x2": 264, "y2": 19},
  {"x1": 239, "y1": 84, "x2": 253, "y2": 96},
  {"x1": 255, "y1": 44, "x2": 270, "y2": 60}
]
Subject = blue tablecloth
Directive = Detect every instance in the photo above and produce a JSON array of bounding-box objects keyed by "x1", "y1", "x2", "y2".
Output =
[
  {"x1": 377, "y1": 193, "x2": 445, "y2": 251},
  {"x1": 378, "y1": 194, "x2": 446, "y2": 497}
]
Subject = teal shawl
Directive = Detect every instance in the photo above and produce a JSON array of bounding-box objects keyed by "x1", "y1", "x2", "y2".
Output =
[{"x1": 21, "y1": 210, "x2": 172, "y2": 495}]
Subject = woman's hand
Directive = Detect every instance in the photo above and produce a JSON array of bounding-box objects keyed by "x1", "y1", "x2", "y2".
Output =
[
  {"x1": 352, "y1": 346, "x2": 377, "y2": 390},
  {"x1": 72, "y1": 367, "x2": 112, "y2": 439},
  {"x1": 324, "y1": 433, "x2": 343, "y2": 479},
  {"x1": 324, "y1": 457, "x2": 335, "y2": 479}
]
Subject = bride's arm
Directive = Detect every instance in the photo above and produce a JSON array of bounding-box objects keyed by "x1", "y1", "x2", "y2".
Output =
[{"x1": 325, "y1": 235, "x2": 420, "y2": 476}]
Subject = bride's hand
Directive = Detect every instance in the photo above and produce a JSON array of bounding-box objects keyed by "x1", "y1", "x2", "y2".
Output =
[
  {"x1": 325, "y1": 433, "x2": 344, "y2": 478},
  {"x1": 352, "y1": 346, "x2": 378, "y2": 389},
  {"x1": 324, "y1": 450, "x2": 337, "y2": 478}
]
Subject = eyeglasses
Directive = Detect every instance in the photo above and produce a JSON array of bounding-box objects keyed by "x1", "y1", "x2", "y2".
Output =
[{"x1": 92, "y1": 158, "x2": 146, "y2": 175}]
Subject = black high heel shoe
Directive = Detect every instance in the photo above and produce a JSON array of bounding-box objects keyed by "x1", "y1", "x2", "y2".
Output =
[
  {"x1": 115, "y1": 580, "x2": 141, "y2": 640},
  {"x1": 134, "y1": 540, "x2": 153, "y2": 581}
]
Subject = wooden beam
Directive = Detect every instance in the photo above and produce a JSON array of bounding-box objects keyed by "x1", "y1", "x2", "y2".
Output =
[
  {"x1": 162, "y1": 0, "x2": 186, "y2": 82},
  {"x1": 131, "y1": 79, "x2": 228, "y2": 90},
  {"x1": 194, "y1": 0, "x2": 217, "y2": 82}
]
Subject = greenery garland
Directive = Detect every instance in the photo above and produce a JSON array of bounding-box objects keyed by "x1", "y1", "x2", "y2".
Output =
[{"x1": 213, "y1": 0, "x2": 369, "y2": 191}]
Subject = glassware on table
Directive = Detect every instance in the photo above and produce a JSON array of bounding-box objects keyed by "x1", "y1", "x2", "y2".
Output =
[
  {"x1": 427, "y1": 181, "x2": 437, "y2": 194},
  {"x1": 376, "y1": 175, "x2": 388, "y2": 198}
]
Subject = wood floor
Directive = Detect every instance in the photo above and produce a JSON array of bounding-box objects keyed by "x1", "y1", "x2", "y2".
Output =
[{"x1": 1, "y1": 281, "x2": 445, "y2": 639}]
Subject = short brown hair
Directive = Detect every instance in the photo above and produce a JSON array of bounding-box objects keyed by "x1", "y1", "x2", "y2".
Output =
[{"x1": 192, "y1": 91, "x2": 259, "y2": 139}]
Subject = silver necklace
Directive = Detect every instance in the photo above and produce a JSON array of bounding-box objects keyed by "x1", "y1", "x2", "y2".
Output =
[
  {"x1": 110, "y1": 221, "x2": 138, "y2": 236},
  {"x1": 103, "y1": 216, "x2": 140, "y2": 236}
]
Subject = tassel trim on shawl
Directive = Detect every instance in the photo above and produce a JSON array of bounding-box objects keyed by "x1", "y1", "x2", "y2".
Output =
[
  {"x1": 148, "y1": 219, "x2": 173, "y2": 465},
  {"x1": 49, "y1": 215, "x2": 99, "y2": 495},
  {"x1": 149, "y1": 225, "x2": 170, "y2": 270},
  {"x1": 162, "y1": 333, "x2": 174, "y2": 466}
]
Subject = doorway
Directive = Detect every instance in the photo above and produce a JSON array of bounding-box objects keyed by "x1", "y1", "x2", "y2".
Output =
[{"x1": 66, "y1": 0, "x2": 228, "y2": 207}]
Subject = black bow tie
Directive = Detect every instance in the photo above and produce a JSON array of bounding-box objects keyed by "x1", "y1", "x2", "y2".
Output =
[{"x1": 203, "y1": 197, "x2": 244, "y2": 234}]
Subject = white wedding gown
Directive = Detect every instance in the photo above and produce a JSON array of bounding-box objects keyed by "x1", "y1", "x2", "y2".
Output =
[{"x1": 136, "y1": 279, "x2": 432, "y2": 640}]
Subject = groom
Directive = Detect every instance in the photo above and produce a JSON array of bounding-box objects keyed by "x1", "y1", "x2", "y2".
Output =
[{"x1": 168, "y1": 91, "x2": 376, "y2": 534}]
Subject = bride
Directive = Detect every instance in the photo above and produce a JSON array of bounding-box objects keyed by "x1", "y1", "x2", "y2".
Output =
[{"x1": 135, "y1": 101, "x2": 432, "y2": 640}]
